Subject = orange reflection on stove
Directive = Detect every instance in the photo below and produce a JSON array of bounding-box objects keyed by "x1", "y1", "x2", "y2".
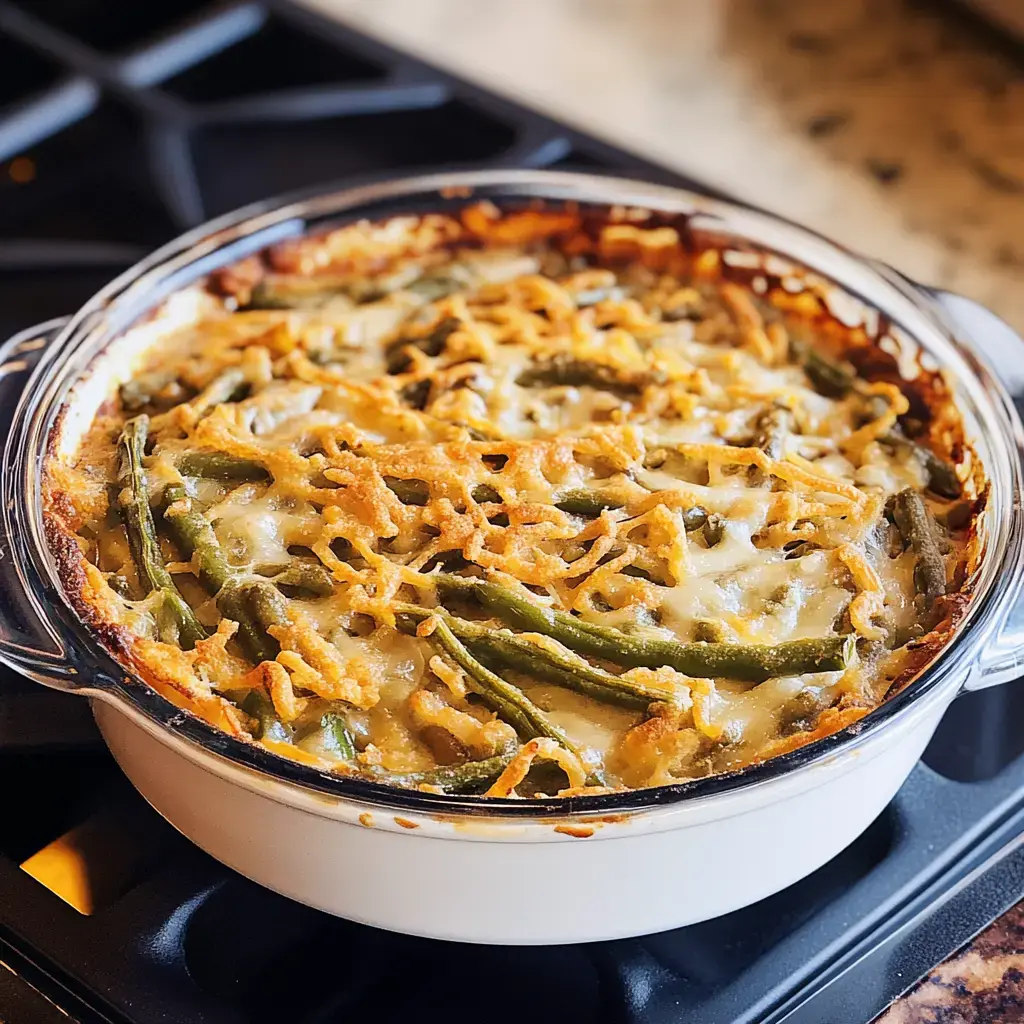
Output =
[
  {"x1": 8, "y1": 157, "x2": 35, "y2": 184},
  {"x1": 20, "y1": 803, "x2": 166, "y2": 915}
]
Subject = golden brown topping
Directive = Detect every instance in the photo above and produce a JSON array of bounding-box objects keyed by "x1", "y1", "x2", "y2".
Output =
[{"x1": 43, "y1": 202, "x2": 982, "y2": 797}]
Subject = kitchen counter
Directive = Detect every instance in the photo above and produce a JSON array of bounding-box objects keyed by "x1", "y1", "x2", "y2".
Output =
[
  {"x1": 304, "y1": 0, "x2": 1024, "y2": 332},
  {"x1": 875, "y1": 902, "x2": 1024, "y2": 1022}
]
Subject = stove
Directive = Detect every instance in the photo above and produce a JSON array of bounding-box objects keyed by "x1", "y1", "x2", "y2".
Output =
[{"x1": 1, "y1": 3, "x2": 1024, "y2": 1022}]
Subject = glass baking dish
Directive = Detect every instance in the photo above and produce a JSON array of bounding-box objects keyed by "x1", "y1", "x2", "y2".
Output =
[{"x1": 0, "y1": 170, "x2": 1022, "y2": 940}]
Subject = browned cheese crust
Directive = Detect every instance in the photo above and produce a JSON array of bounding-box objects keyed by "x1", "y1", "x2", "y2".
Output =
[{"x1": 42, "y1": 200, "x2": 985, "y2": 797}]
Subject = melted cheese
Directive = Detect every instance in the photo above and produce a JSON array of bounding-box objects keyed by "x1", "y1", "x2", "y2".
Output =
[{"x1": 49, "y1": 205, "x2": 979, "y2": 796}]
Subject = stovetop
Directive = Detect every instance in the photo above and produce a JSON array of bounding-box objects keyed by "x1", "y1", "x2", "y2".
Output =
[{"x1": 2, "y1": 3, "x2": 1024, "y2": 1022}]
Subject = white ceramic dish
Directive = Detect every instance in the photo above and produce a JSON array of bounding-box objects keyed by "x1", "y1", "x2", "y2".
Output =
[{"x1": 3, "y1": 170, "x2": 1024, "y2": 944}]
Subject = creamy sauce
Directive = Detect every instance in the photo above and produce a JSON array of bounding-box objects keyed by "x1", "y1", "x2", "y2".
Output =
[{"x1": 47, "y1": 206, "x2": 979, "y2": 796}]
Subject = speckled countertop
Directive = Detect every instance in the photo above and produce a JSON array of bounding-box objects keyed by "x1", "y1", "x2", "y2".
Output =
[
  {"x1": 874, "y1": 903, "x2": 1024, "y2": 1022},
  {"x1": 304, "y1": 0, "x2": 1024, "y2": 332},
  {"x1": 300, "y1": 1, "x2": 1024, "y2": 1017}
]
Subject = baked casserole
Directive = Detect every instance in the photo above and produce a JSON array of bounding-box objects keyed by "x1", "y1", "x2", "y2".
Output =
[{"x1": 43, "y1": 201, "x2": 984, "y2": 797}]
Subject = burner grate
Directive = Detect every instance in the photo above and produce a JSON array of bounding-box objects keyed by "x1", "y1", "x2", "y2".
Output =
[
  {"x1": 0, "y1": 0, "x2": 691, "y2": 344},
  {"x1": 162, "y1": 14, "x2": 387, "y2": 99},
  {"x1": 8, "y1": 0, "x2": 217, "y2": 52},
  {"x1": 0, "y1": 33, "x2": 62, "y2": 104},
  {"x1": 192, "y1": 100, "x2": 518, "y2": 212}
]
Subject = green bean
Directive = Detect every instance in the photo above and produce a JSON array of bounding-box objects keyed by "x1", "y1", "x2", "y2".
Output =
[
  {"x1": 240, "y1": 691, "x2": 290, "y2": 742},
  {"x1": 893, "y1": 488, "x2": 947, "y2": 605},
  {"x1": 116, "y1": 418, "x2": 207, "y2": 649},
  {"x1": 406, "y1": 275, "x2": 463, "y2": 302},
  {"x1": 245, "y1": 581, "x2": 290, "y2": 633},
  {"x1": 555, "y1": 489, "x2": 709, "y2": 525},
  {"x1": 796, "y1": 353, "x2": 960, "y2": 498},
  {"x1": 269, "y1": 562, "x2": 335, "y2": 597},
  {"x1": 884, "y1": 433, "x2": 960, "y2": 499},
  {"x1": 424, "y1": 616, "x2": 597, "y2": 778},
  {"x1": 162, "y1": 485, "x2": 232, "y2": 591},
  {"x1": 244, "y1": 281, "x2": 294, "y2": 310},
  {"x1": 385, "y1": 317, "x2": 462, "y2": 374},
  {"x1": 385, "y1": 477, "x2": 430, "y2": 506},
  {"x1": 589, "y1": 503, "x2": 708, "y2": 536},
  {"x1": 553, "y1": 489, "x2": 625, "y2": 517},
  {"x1": 807, "y1": 350, "x2": 856, "y2": 396},
  {"x1": 321, "y1": 712, "x2": 357, "y2": 758},
  {"x1": 432, "y1": 574, "x2": 854, "y2": 682},
  {"x1": 754, "y1": 407, "x2": 791, "y2": 462},
  {"x1": 562, "y1": 540, "x2": 660, "y2": 584},
  {"x1": 178, "y1": 451, "x2": 270, "y2": 482},
  {"x1": 864, "y1": 395, "x2": 959, "y2": 498},
  {"x1": 693, "y1": 619, "x2": 729, "y2": 643},
  {"x1": 162, "y1": 485, "x2": 286, "y2": 661},
  {"x1": 466, "y1": 635, "x2": 654, "y2": 709},
  {"x1": 791, "y1": 340, "x2": 856, "y2": 397},
  {"x1": 471, "y1": 484, "x2": 501, "y2": 504},
  {"x1": 386, "y1": 479, "x2": 503, "y2": 508},
  {"x1": 295, "y1": 711, "x2": 356, "y2": 760},
  {"x1": 703, "y1": 513, "x2": 725, "y2": 547},
  {"x1": 516, "y1": 355, "x2": 659, "y2": 396},
  {"x1": 217, "y1": 582, "x2": 281, "y2": 664},
  {"x1": 396, "y1": 606, "x2": 675, "y2": 710},
  {"x1": 120, "y1": 368, "x2": 182, "y2": 411},
  {"x1": 618, "y1": 563, "x2": 659, "y2": 583},
  {"x1": 246, "y1": 280, "x2": 351, "y2": 310},
  {"x1": 909, "y1": 442, "x2": 960, "y2": 499},
  {"x1": 595, "y1": 548, "x2": 660, "y2": 583},
  {"x1": 681, "y1": 506, "x2": 710, "y2": 531},
  {"x1": 190, "y1": 368, "x2": 248, "y2": 419},
  {"x1": 227, "y1": 580, "x2": 289, "y2": 663},
  {"x1": 369, "y1": 747, "x2": 517, "y2": 794},
  {"x1": 421, "y1": 550, "x2": 472, "y2": 574}
]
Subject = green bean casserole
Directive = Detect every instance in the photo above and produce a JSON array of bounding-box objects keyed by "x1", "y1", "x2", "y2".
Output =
[{"x1": 44, "y1": 201, "x2": 984, "y2": 797}]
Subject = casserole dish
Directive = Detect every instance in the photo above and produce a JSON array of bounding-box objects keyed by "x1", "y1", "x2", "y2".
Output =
[{"x1": 3, "y1": 170, "x2": 1024, "y2": 943}]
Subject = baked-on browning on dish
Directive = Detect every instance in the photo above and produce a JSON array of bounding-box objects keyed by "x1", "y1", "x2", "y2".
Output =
[{"x1": 43, "y1": 201, "x2": 985, "y2": 797}]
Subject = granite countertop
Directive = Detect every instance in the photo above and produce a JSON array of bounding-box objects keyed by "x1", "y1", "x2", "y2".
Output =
[
  {"x1": 305, "y1": 0, "x2": 1024, "y2": 333},
  {"x1": 302, "y1": 1, "x2": 1024, "y2": 1017},
  {"x1": 875, "y1": 903, "x2": 1024, "y2": 1022}
]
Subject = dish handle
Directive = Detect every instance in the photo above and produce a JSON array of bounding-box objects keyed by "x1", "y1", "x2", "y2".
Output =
[
  {"x1": 0, "y1": 317, "x2": 83, "y2": 689},
  {"x1": 927, "y1": 289, "x2": 1024, "y2": 692}
]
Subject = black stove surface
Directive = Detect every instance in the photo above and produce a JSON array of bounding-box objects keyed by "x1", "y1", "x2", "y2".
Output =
[{"x1": 2, "y1": 4, "x2": 1024, "y2": 1023}]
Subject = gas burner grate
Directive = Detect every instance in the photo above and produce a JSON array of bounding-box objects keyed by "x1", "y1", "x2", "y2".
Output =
[
  {"x1": 0, "y1": 0, "x2": 695, "y2": 340},
  {"x1": 8, "y1": 0, "x2": 217, "y2": 52},
  {"x1": 1, "y1": 4, "x2": 1024, "y2": 1024},
  {"x1": 162, "y1": 14, "x2": 387, "y2": 99}
]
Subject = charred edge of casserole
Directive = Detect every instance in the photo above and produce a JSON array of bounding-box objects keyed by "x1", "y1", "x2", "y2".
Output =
[
  {"x1": 44, "y1": 402, "x2": 136, "y2": 662},
  {"x1": 44, "y1": 483, "x2": 257, "y2": 736},
  {"x1": 44, "y1": 490, "x2": 137, "y2": 663},
  {"x1": 757, "y1": 475, "x2": 986, "y2": 760},
  {"x1": 41, "y1": 197, "x2": 988, "y2": 787},
  {"x1": 749, "y1": 590, "x2": 972, "y2": 766},
  {"x1": 39, "y1": 309, "x2": 245, "y2": 729}
]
